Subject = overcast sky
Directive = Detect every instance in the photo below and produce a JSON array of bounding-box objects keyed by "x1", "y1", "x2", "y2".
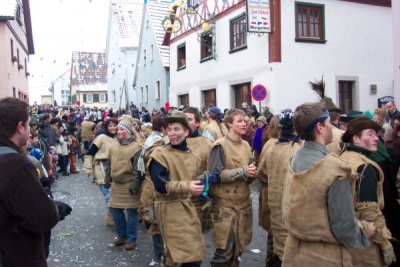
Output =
[{"x1": 28, "y1": 0, "x2": 110, "y2": 104}]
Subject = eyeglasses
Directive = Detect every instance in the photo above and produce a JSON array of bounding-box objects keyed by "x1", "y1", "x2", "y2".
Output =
[{"x1": 360, "y1": 132, "x2": 378, "y2": 138}]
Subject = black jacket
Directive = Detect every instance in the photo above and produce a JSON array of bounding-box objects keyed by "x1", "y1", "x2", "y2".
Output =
[{"x1": 0, "y1": 137, "x2": 59, "y2": 266}]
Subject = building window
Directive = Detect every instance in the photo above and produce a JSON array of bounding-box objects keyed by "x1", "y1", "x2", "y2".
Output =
[
  {"x1": 233, "y1": 82, "x2": 251, "y2": 108},
  {"x1": 140, "y1": 87, "x2": 144, "y2": 104},
  {"x1": 17, "y1": 49, "x2": 20, "y2": 65},
  {"x1": 150, "y1": 44, "x2": 154, "y2": 62},
  {"x1": 112, "y1": 90, "x2": 116, "y2": 103},
  {"x1": 203, "y1": 89, "x2": 216, "y2": 107},
  {"x1": 16, "y1": 5, "x2": 23, "y2": 26},
  {"x1": 200, "y1": 31, "x2": 213, "y2": 61},
  {"x1": 230, "y1": 14, "x2": 247, "y2": 51},
  {"x1": 87, "y1": 94, "x2": 93, "y2": 103},
  {"x1": 177, "y1": 43, "x2": 186, "y2": 69},
  {"x1": 13, "y1": 87, "x2": 16, "y2": 98},
  {"x1": 338, "y1": 81, "x2": 354, "y2": 114},
  {"x1": 99, "y1": 94, "x2": 106, "y2": 103},
  {"x1": 155, "y1": 80, "x2": 160, "y2": 100},
  {"x1": 143, "y1": 49, "x2": 147, "y2": 66},
  {"x1": 295, "y1": 2, "x2": 325, "y2": 43},
  {"x1": 145, "y1": 85, "x2": 149, "y2": 103},
  {"x1": 10, "y1": 39, "x2": 15, "y2": 63},
  {"x1": 179, "y1": 94, "x2": 189, "y2": 107}
]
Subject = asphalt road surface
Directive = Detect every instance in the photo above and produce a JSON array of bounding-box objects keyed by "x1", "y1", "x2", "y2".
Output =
[{"x1": 47, "y1": 160, "x2": 267, "y2": 267}]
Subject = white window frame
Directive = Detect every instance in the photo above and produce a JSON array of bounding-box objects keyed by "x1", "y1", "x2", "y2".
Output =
[
  {"x1": 99, "y1": 94, "x2": 106, "y2": 103},
  {"x1": 87, "y1": 94, "x2": 93, "y2": 103},
  {"x1": 150, "y1": 44, "x2": 154, "y2": 62},
  {"x1": 143, "y1": 49, "x2": 147, "y2": 66},
  {"x1": 145, "y1": 85, "x2": 149, "y2": 103},
  {"x1": 155, "y1": 80, "x2": 160, "y2": 100}
]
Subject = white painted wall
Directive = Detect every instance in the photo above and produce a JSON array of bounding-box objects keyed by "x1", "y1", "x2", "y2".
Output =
[
  {"x1": 393, "y1": 0, "x2": 400, "y2": 103},
  {"x1": 169, "y1": 0, "x2": 393, "y2": 114}
]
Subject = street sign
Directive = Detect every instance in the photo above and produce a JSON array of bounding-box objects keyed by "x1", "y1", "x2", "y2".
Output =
[{"x1": 251, "y1": 84, "x2": 267, "y2": 102}]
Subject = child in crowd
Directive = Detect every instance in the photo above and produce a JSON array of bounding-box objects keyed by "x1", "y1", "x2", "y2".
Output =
[
  {"x1": 58, "y1": 129, "x2": 71, "y2": 176},
  {"x1": 68, "y1": 127, "x2": 79, "y2": 174},
  {"x1": 49, "y1": 146, "x2": 59, "y2": 180}
]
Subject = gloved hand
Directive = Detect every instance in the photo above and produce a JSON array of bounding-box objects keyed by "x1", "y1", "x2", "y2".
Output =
[
  {"x1": 208, "y1": 172, "x2": 220, "y2": 184},
  {"x1": 379, "y1": 239, "x2": 396, "y2": 265},
  {"x1": 54, "y1": 201, "x2": 72, "y2": 221}
]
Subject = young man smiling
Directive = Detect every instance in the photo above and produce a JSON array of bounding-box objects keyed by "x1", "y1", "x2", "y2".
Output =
[
  {"x1": 340, "y1": 116, "x2": 395, "y2": 266},
  {"x1": 149, "y1": 111, "x2": 206, "y2": 267}
]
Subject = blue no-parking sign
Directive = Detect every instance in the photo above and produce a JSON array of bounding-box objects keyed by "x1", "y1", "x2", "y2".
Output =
[{"x1": 251, "y1": 84, "x2": 267, "y2": 102}]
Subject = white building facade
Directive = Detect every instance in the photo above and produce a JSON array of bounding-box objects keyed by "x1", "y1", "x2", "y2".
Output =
[
  {"x1": 49, "y1": 69, "x2": 70, "y2": 106},
  {"x1": 133, "y1": 0, "x2": 170, "y2": 111},
  {"x1": 105, "y1": 0, "x2": 143, "y2": 111},
  {"x1": 168, "y1": 0, "x2": 392, "y2": 114},
  {"x1": 393, "y1": 0, "x2": 400, "y2": 103}
]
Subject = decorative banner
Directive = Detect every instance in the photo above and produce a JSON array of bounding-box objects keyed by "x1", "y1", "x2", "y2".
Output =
[{"x1": 246, "y1": 0, "x2": 271, "y2": 33}]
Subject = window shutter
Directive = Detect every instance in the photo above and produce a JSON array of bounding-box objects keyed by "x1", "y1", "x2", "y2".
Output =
[
  {"x1": 83, "y1": 94, "x2": 87, "y2": 103},
  {"x1": 106, "y1": 94, "x2": 108, "y2": 102},
  {"x1": 94, "y1": 94, "x2": 99, "y2": 102}
]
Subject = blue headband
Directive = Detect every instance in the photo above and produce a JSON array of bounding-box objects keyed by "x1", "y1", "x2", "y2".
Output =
[{"x1": 292, "y1": 109, "x2": 329, "y2": 145}]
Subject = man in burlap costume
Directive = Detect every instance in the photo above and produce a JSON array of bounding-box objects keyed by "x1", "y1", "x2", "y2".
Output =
[
  {"x1": 138, "y1": 114, "x2": 168, "y2": 263},
  {"x1": 260, "y1": 110, "x2": 301, "y2": 266},
  {"x1": 183, "y1": 107, "x2": 213, "y2": 232},
  {"x1": 81, "y1": 115, "x2": 95, "y2": 155},
  {"x1": 208, "y1": 109, "x2": 257, "y2": 267},
  {"x1": 149, "y1": 111, "x2": 206, "y2": 267},
  {"x1": 83, "y1": 117, "x2": 118, "y2": 226},
  {"x1": 257, "y1": 114, "x2": 281, "y2": 267},
  {"x1": 282, "y1": 102, "x2": 375, "y2": 267},
  {"x1": 322, "y1": 97, "x2": 345, "y2": 155},
  {"x1": 202, "y1": 106, "x2": 228, "y2": 142},
  {"x1": 340, "y1": 116, "x2": 395, "y2": 266},
  {"x1": 104, "y1": 115, "x2": 143, "y2": 251}
]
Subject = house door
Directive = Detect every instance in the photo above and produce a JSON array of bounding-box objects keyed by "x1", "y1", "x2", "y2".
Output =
[{"x1": 234, "y1": 82, "x2": 251, "y2": 108}]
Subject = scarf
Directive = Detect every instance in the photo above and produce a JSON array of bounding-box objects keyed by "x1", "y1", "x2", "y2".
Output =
[
  {"x1": 253, "y1": 124, "x2": 267, "y2": 153},
  {"x1": 137, "y1": 131, "x2": 163, "y2": 175}
]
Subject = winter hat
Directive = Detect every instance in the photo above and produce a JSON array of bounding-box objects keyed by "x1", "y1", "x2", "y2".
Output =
[
  {"x1": 374, "y1": 108, "x2": 386, "y2": 123},
  {"x1": 208, "y1": 106, "x2": 221, "y2": 115},
  {"x1": 29, "y1": 117, "x2": 38, "y2": 126},
  {"x1": 342, "y1": 116, "x2": 382, "y2": 143},
  {"x1": 29, "y1": 147, "x2": 43, "y2": 160},
  {"x1": 61, "y1": 129, "x2": 69, "y2": 137},
  {"x1": 256, "y1": 116, "x2": 267, "y2": 124},
  {"x1": 279, "y1": 109, "x2": 294, "y2": 131},
  {"x1": 118, "y1": 115, "x2": 134, "y2": 134},
  {"x1": 249, "y1": 105, "x2": 257, "y2": 112},
  {"x1": 50, "y1": 118, "x2": 58, "y2": 125}
]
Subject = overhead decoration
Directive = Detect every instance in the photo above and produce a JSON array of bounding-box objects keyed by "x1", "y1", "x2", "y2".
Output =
[{"x1": 162, "y1": 0, "x2": 217, "y2": 60}]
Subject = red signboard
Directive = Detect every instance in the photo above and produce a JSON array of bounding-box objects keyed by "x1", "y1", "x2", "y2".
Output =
[{"x1": 251, "y1": 84, "x2": 268, "y2": 102}]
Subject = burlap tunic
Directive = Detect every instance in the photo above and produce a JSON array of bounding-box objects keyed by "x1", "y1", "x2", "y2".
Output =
[
  {"x1": 81, "y1": 120, "x2": 95, "y2": 142},
  {"x1": 326, "y1": 127, "x2": 344, "y2": 155},
  {"x1": 257, "y1": 138, "x2": 277, "y2": 232},
  {"x1": 266, "y1": 141, "x2": 301, "y2": 260},
  {"x1": 204, "y1": 120, "x2": 228, "y2": 141},
  {"x1": 108, "y1": 138, "x2": 142, "y2": 209},
  {"x1": 282, "y1": 154, "x2": 354, "y2": 267},
  {"x1": 186, "y1": 136, "x2": 213, "y2": 231},
  {"x1": 340, "y1": 151, "x2": 387, "y2": 267},
  {"x1": 209, "y1": 137, "x2": 253, "y2": 256},
  {"x1": 150, "y1": 146, "x2": 206, "y2": 264},
  {"x1": 92, "y1": 134, "x2": 114, "y2": 185}
]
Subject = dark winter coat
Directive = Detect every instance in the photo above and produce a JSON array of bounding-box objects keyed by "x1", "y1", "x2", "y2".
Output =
[{"x1": 0, "y1": 137, "x2": 59, "y2": 267}]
